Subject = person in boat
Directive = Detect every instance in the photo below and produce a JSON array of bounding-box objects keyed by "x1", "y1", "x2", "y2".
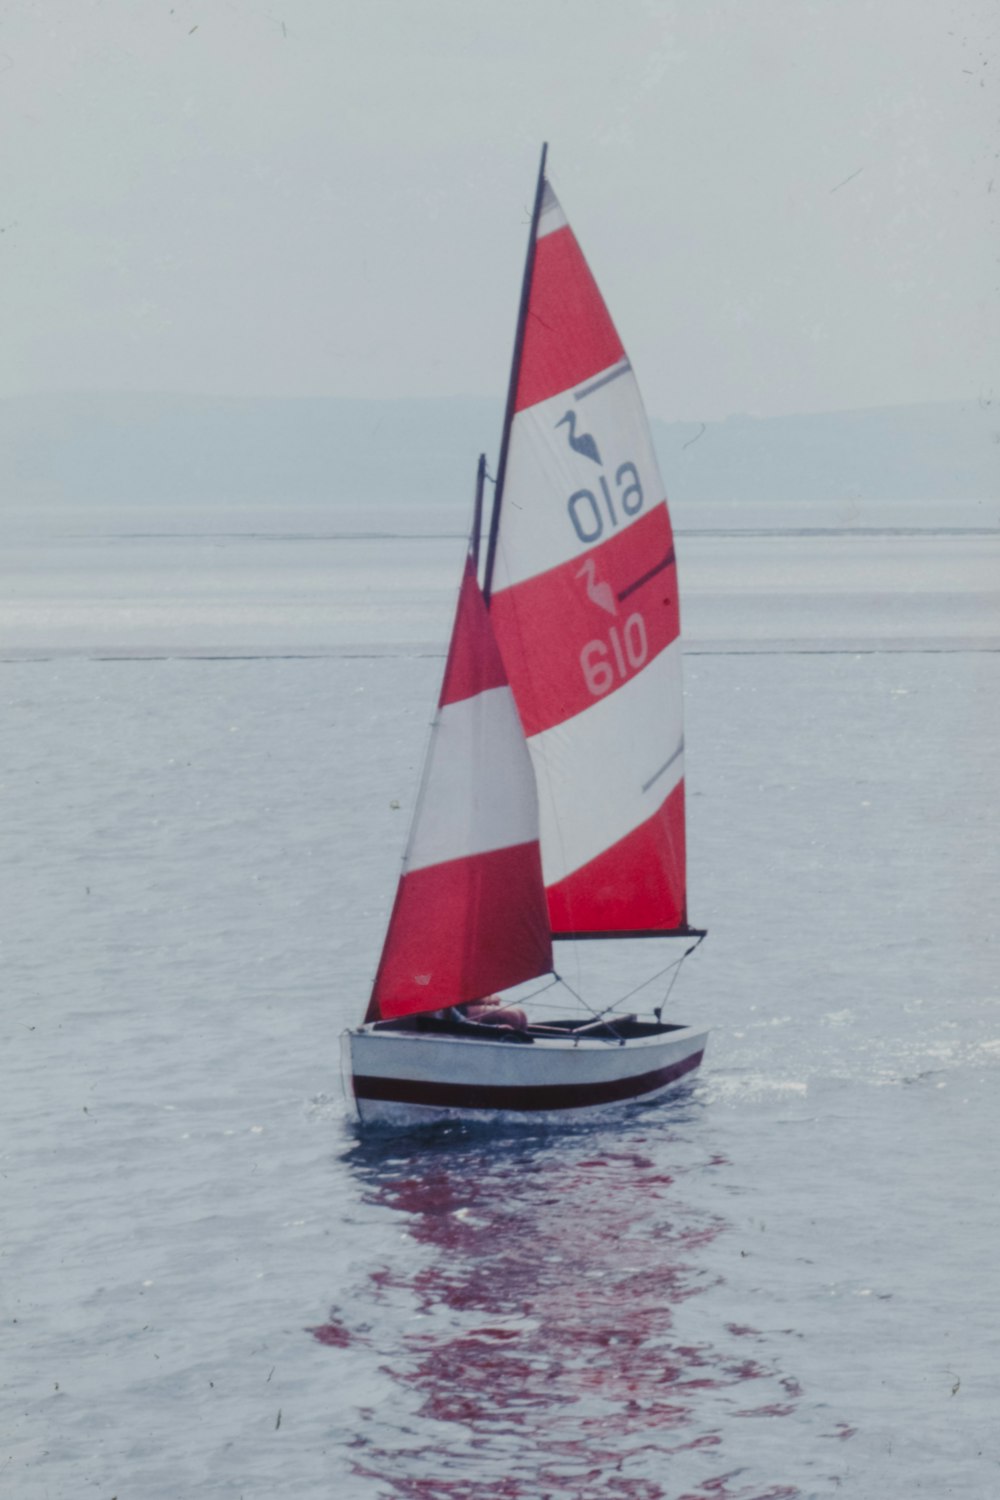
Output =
[
  {"x1": 462, "y1": 994, "x2": 528, "y2": 1029},
  {"x1": 434, "y1": 995, "x2": 528, "y2": 1030}
]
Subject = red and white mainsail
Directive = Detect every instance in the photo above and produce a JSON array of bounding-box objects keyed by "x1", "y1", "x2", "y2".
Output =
[
  {"x1": 486, "y1": 170, "x2": 688, "y2": 937},
  {"x1": 366, "y1": 560, "x2": 553, "y2": 1022}
]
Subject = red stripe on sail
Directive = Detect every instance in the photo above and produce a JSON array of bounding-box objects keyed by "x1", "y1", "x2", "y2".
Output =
[
  {"x1": 490, "y1": 504, "x2": 679, "y2": 738},
  {"x1": 515, "y1": 226, "x2": 624, "y2": 414},
  {"x1": 440, "y1": 560, "x2": 510, "y2": 707},
  {"x1": 545, "y1": 779, "x2": 686, "y2": 935},
  {"x1": 367, "y1": 841, "x2": 553, "y2": 1021}
]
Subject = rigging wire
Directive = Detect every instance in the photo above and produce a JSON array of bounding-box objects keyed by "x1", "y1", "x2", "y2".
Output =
[
  {"x1": 609, "y1": 933, "x2": 706, "y2": 1014},
  {"x1": 514, "y1": 973, "x2": 561, "y2": 1005},
  {"x1": 551, "y1": 971, "x2": 619, "y2": 1026},
  {"x1": 551, "y1": 971, "x2": 626, "y2": 1041},
  {"x1": 654, "y1": 934, "x2": 706, "y2": 1021},
  {"x1": 522, "y1": 931, "x2": 706, "y2": 1028}
]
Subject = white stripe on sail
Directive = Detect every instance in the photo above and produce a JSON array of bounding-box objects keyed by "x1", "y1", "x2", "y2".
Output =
[
  {"x1": 491, "y1": 364, "x2": 666, "y2": 594},
  {"x1": 406, "y1": 685, "x2": 540, "y2": 874},
  {"x1": 528, "y1": 640, "x2": 685, "y2": 886},
  {"x1": 537, "y1": 180, "x2": 568, "y2": 240}
]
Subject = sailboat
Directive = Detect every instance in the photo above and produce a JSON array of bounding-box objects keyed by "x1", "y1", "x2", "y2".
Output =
[{"x1": 343, "y1": 148, "x2": 708, "y2": 1126}]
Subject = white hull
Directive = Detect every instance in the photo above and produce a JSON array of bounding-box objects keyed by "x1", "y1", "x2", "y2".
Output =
[{"x1": 343, "y1": 1019, "x2": 707, "y2": 1128}]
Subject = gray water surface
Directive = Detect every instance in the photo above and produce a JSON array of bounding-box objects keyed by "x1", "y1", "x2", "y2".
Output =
[{"x1": 2, "y1": 505, "x2": 997, "y2": 1497}]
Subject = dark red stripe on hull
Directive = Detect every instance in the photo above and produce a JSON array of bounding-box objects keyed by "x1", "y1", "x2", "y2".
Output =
[{"x1": 353, "y1": 1048, "x2": 703, "y2": 1113}]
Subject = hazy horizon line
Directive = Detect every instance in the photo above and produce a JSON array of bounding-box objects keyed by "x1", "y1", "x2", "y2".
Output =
[{"x1": 1, "y1": 387, "x2": 991, "y2": 428}]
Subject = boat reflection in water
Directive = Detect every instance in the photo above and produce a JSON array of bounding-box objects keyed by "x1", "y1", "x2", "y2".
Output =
[{"x1": 311, "y1": 1122, "x2": 804, "y2": 1499}]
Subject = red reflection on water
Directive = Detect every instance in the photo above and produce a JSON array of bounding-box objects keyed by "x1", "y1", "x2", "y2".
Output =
[
  {"x1": 314, "y1": 1139, "x2": 806, "y2": 1499},
  {"x1": 308, "y1": 1317, "x2": 354, "y2": 1348}
]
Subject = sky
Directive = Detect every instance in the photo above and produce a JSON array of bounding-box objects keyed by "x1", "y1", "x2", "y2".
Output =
[{"x1": 1, "y1": 0, "x2": 996, "y2": 421}]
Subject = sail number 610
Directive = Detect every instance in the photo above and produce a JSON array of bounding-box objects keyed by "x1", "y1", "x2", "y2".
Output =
[
  {"x1": 567, "y1": 462, "x2": 643, "y2": 543},
  {"x1": 580, "y1": 613, "x2": 648, "y2": 696}
]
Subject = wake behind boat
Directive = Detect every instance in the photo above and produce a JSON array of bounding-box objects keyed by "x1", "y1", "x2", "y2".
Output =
[{"x1": 343, "y1": 148, "x2": 708, "y2": 1127}]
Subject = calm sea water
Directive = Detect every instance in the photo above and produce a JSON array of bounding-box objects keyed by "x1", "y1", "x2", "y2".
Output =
[{"x1": 3, "y1": 502, "x2": 998, "y2": 1497}]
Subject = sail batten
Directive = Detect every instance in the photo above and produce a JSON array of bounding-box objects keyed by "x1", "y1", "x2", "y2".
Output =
[{"x1": 488, "y1": 176, "x2": 689, "y2": 939}]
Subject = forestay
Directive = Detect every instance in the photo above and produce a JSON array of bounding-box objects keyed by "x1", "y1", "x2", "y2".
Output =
[
  {"x1": 366, "y1": 561, "x2": 553, "y2": 1022},
  {"x1": 486, "y1": 176, "x2": 688, "y2": 938}
]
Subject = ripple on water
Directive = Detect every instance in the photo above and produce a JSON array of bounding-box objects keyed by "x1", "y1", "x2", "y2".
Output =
[{"x1": 309, "y1": 1117, "x2": 821, "y2": 1499}]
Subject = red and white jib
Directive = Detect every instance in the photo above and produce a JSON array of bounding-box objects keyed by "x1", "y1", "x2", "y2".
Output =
[{"x1": 367, "y1": 565, "x2": 552, "y2": 1021}]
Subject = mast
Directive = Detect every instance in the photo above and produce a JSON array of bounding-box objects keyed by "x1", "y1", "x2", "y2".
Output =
[
  {"x1": 483, "y1": 142, "x2": 548, "y2": 604},
  {"x1": 470, "y1": 452, "x2": 486, "y2": 573}
]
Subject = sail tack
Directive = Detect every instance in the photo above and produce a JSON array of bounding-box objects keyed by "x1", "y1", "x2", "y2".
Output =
[
  {"x1": 367, "y1": 562, "x2": 553, "y2": 1022},
  {"x1": 488, "y1": 179, "x2": 688, "y2": 937}
]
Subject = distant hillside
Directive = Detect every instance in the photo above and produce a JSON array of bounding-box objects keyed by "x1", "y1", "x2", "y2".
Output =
[
  {"x1": 0, "y1": 393, "x2": 502, "y2": 508},
  {"x1": 1, "y1": 392, "x2": 996, "y2": 506},
  {"x1": 657, "y1": 401, "x2": 999, "y2": 505}
]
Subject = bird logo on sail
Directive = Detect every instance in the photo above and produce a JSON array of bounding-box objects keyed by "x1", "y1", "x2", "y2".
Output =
[
  {"x1": 556, "y1": 410, "x2": 602, "y2": 466},
  {"x1": 576, "y1": 556, "x2": 618, "y2": 617}
]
